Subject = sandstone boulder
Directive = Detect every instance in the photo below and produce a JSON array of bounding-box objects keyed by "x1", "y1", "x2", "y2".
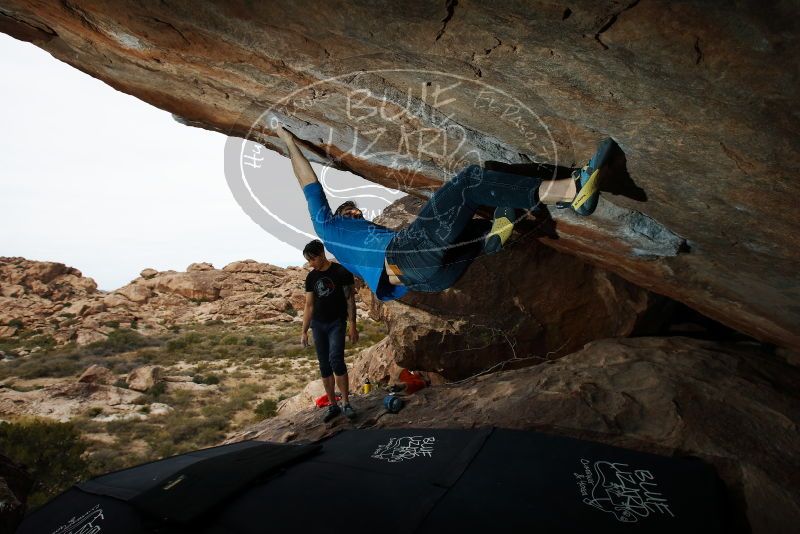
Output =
[
  {"x1": 349, "y1": 336, "x2": 401, "y2": 386},
  {"x1": 77, "y1": 364, "x2": 116, "y2": 385},
  {"x1": 276, "y1": 379, "x2": 327, "y2": 416},
  {"x1": 4, "y1": 2, "x2": 798, "y2": 351},
  {"x1": 114, "y1": 283, "x2": 152, "y2": 304},
  {"x1": 152, "y1": 272, "x2": 221, "y2": 302},
  {"x1": 139, "y1": 268, "x2": 158, "y2": 279},
  {"x1": 187, "y1": 262, "x2": 214, "y2": 272},
  {"x1": 0, "y1": 326, "x2": 18, "y2": 338},
  {"x1": 126, "y1": 366, "x2": 162, "y2": 392}
]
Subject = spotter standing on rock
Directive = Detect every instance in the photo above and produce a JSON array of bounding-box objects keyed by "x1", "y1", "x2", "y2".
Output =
[
  {"x1": 301, "y1": 239, "x2": 359, "y2": 422},
  {"x1": 276, "y1": 124, "x2": 616, "y2": 298}
]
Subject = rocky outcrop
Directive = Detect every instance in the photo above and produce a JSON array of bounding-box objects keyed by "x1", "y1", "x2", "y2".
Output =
[
  {"x1": 0, "y1": 257, "x2": 99, "y2": 342},
  {"x1": 232, "y1": 337, "x2": 800, "y2": 533},
  {"x1": 1, "y1": 1, "x2": 797, "y2": 351},
  {"x1": 0, "y1": 257, "x2": 313, "y2": 347},
  {"x1": 77, "y1": 364, "x2": 115, "y2": 385}
]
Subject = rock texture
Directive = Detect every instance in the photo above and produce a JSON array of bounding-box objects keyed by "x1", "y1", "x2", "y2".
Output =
[
  {"x1": 125, "y1": 365, "x2": 161, "y2": 392},
  {"x1": 0, "y1": 257, "x2": 312, "y2": 347},
  {"x1": 232, "y1": 337, "x2": 800, "y2": 534},
  {"x1": 1, "y1": 1, "x2": 797, "y2": 351}
]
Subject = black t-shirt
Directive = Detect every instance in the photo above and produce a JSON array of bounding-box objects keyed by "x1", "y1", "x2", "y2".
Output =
[{"x1": 304, "y1": 262, "x2": 355, "y2": 322}]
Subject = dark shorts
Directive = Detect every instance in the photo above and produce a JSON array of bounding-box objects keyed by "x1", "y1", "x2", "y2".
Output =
[{"x1": 310, "y1": 317, "x2": 347, "y2": 377}]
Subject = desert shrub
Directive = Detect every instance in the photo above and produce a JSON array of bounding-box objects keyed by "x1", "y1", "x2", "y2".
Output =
[
  {"x1": 221, "y1": 334, "x2": 239, "y2": 346},
  {"x1": 146, "y1": 381, "x2": 167, "y2": 400},
  {"x1": 0, "y1": 419, "x2": 88, "y2": 509},
  {"x1": 204, "y1": 374, "x2": 221, "y2": 384},
  {"x1": 7, "y1": 318, "x2": 23, "y2": 329},
  {"x1": 254, "y1": 398, "x2": 278, "y2": 418},
  {"x1": 165, "y1": 331, "x2": 203, "y2": 352},
  {"x1": 243, "y1": 336, "x2": 255, "y2": 346},
  {"x1": 256, "y1": 337, "x2": 274, "y2": 351},
  {"x1": 12, "y1": 354, "x2": 82, "y2": 380},
  {"x1": 86, "y1": 329, "x2": 158, "y2": 356},
  {"x1": 102, "y1": 320, "x2": 120, "y2": 329},
  {"x1": 114, "y1": 378, "x2": 128, "y2": 389}
]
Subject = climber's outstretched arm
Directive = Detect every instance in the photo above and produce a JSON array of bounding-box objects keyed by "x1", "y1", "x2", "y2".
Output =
[{"x1": 275, "y1": 125, "x2": 318, "y2": 188}]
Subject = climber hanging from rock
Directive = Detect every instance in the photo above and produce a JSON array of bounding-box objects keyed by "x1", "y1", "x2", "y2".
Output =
[{"x1": 275, "y1": 124, "x2": 617, "y2": 300}]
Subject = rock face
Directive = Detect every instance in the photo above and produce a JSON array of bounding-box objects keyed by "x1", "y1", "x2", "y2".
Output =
[
  {"x1": 1, "y1": 1, "x2": 797, "y2": 351},
  {"x1": 232, "y1": 337, "x2": 800, "y2": 533},
  {"x1": 125, "y1": 365, "x2": 161, "y2": 392},
  {"x1": 366, "y1": 197, "x2": 670, "y2": 379},
  {"x1": 0, "y1": 257, "x2": 311, "y2": 346},
  {"x1": 77, "y1": 364, "x2": 115, "y2": 385}
]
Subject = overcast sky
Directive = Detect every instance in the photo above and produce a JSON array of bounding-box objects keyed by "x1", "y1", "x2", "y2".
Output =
[{"x1": 0, "y1": 33, "x2": 397, "y2": 291}]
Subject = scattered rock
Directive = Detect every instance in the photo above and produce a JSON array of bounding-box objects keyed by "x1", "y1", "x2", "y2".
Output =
[
  {"x1": 140, "y1": 268, "x2": 158, "y2": 279},
  {"x1": 126, "y1": 366, "x2": 162, "y2": 392},
  {"x1": 148, "y1": 402, "x2": 172, "y2": 416},
  {"x1": 77, "y1": 365, "x2": 116, "y2": 385},
  {"x1": 0, "y1": 382, "x2": 144, "y2": 422},
  {"x1": 276, "y1": 379, "x2": 327, "y2": 416},
  {"x1": 0, "y1": 326, "x2": 17, "y2": 338},
  {"x1": 187, "y1": 262, "x2": 214, "y2": 272}
]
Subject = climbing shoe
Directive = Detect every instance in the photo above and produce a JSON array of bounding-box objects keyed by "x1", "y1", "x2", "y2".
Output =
[
  {"x1": 557, "y1": 137, "x2": 618, "y2": 216},
  {"x1": 484, "y1": 206, "x2": 515, "y2": 254},
  {"x1": 323, "y1": 403, "x2": 341, "y2": 422},
  {"x1": 343, "y1": 403, "x2": 356, "y2": 420}
]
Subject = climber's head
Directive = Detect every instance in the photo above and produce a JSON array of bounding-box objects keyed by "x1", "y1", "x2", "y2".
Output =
[
  {"x1": 302, "y1": 239, "x2": 328, "y2": 270},
  {"x1": 334, "y1": 200, "x2": 363, "y2": 219}
]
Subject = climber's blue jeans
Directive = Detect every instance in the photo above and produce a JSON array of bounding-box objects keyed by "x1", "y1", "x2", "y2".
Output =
[
  {"x1": 385, "y1": 164, "x2": 544, "y2": 292},
  {"x1": 311, "y1": 318, "x2": 347, "y2": 378}
]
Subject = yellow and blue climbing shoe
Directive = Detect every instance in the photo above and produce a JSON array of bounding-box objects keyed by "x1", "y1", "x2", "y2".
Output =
[
  {"x1": 484, "y1": 206, "x2": 515, "y2": 255},
  {"x1": 558, "y1": 137, "x2": 618, "y2": 216}
]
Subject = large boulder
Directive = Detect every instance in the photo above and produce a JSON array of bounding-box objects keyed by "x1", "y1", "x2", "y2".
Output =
[
  {"x1": 349, "y1": 336, "x2": 401, "y2": 386},
  {"x1": 77, "y1": 364, "x2": 116, "y2": 385},
  {"x1": 2, "y1": 2, "x2": 797, "y2": 352},
  {"x1": 234, "y1": 337, "x2": 800, "y2": 533},
  {"x1": 186, "y1": 262, "x2": 214, "y2": 272},
  {"x1": 126, "y1": 365, "x2": 162, "y2": 392},
  {"x1": 139, "y1": 268, "x2": 158, "y2": 279},
  {"x1": 114, "y1": 282, "x2": 153, "y2": 304}
]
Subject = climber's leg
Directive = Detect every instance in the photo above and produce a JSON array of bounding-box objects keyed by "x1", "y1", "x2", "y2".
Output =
[{"x1": 385, "y1": 163, "x2": 581, "y2": 292}]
